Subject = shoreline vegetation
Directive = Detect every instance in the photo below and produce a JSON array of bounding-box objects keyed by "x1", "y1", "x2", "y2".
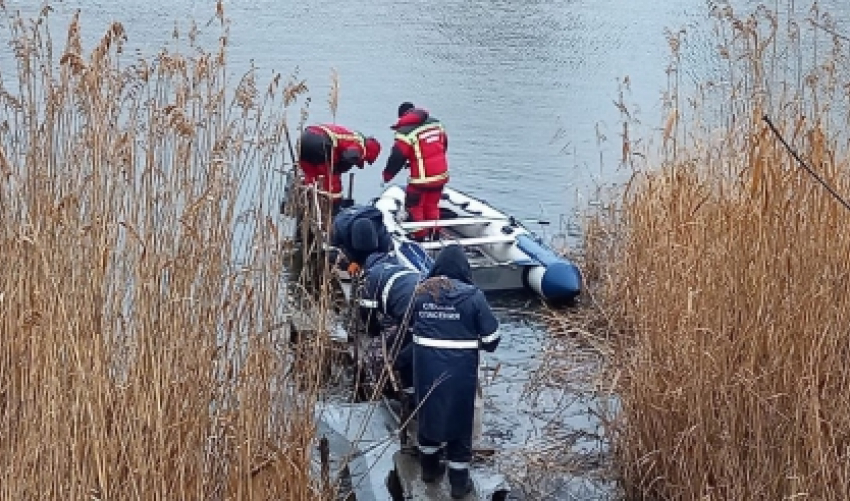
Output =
[
  {"x1": 0, "y1": 2, "x2": 344, "y2": 499},
  {"x1": 5, "y1": 1, "x2": 850, "y2": 500},
  {"x1": 533, "y1": 2, "x2": 850, "y2": 499}
]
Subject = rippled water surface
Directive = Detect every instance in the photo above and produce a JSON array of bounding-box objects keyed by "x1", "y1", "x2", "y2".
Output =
[
  {"x1": 4, "y1": 0, "x2": 850, "y2": 498},
  {"x1": 6, "y1": 0, "x2": 849, "y2": 218}
]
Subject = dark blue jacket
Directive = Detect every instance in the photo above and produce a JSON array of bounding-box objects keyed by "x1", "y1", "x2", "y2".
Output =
[
  {"x1": 411, "y1": 245, "x2": 500, "y2": 442},
  {"x1": 331, "y1": 205, "x2": 392, "y2": 265},
  {"x1": 360, "y1": 252, "x2": 422, "y2": 324},
  {"x1": 358, "y1": 252, "x2": 424, "y2": 383},
  {"x1": 359, "y1": 251, "x2": 420, "y2": 339}
]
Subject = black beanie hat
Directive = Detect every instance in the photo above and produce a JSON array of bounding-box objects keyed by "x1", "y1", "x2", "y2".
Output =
[
  {"x1": 397, "y1": 102, "x2": 415, "y2": 118},
  {"x1": 350, "y1": 218, "x2": 379, "y2": 254}
]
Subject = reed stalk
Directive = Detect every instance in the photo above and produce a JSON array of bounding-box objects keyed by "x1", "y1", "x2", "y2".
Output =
[
  {"x1": 584, "y1": 3, "x2": 850, "y2": 499},
  {"x1": 0, "y1": 3, "x2": 339, "y2": 499}
]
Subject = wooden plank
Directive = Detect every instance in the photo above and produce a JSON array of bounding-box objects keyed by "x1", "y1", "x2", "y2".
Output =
[
  {"x1": 399, "y1": 217, "x2": 505, "y2": 231},
  {"x1": 418, "y1": 235, "x2": 515, "y2": 250},
  {"x1": 289, "y1": 309, "x2": 348, "y2": 344},
  {"x1": 289, "y1": 308, "x2": 329, "y2": 334},
  {"x1": 391, "y1": 450, "x2": 479, "y2": 501}
]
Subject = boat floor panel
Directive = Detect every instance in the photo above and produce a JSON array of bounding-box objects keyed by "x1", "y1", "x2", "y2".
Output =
[{"x1": 434, "y1": 228, "x2": 501, "y2": 267}]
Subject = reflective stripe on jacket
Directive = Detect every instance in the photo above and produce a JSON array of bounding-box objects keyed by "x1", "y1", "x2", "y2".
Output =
[
  {"x1": 394, "y1": 122, "x2": 449, "y2": 186},
  {"x1": 316, "y1": 124, "x2": 366, "y2": 153},
  {"x1": 411, "y1": 276, "x2": 500, "y2": 442}
]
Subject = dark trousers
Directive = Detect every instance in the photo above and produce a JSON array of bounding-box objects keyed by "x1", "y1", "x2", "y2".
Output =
[
  {"x1": 299, "y1": 129, "x2": 334, "y2": 164},
  {"x1": 300, "y1": 129, "x2": 343, "y2": 206},
  {"x1": 418, "y1": 434, "x2": 472, "y2": 467},
  {"x1": 389, "y1": 331, "x2": 414, "y2": 390}
]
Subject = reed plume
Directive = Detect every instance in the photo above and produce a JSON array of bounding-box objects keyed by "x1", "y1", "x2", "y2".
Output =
[
  {"x1": 328, "y1": 68, "x2": 339, "y2": 123},
  {"x1": 584, "y1": 4, "x2": 850, "y2": 499},
  {"x1": 0, "y1": 4, "x2": 337, "y2": 499}
]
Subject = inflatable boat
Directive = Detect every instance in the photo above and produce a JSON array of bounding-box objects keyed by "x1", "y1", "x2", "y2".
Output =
[{"x1": 372, "y1": 185, "x2": 583, "y2": 304}]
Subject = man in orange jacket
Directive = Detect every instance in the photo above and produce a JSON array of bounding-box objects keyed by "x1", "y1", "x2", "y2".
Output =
[
  {"x1": 383, "y1": 102, "x2": 449, "y2": 241},
  {"x1": 299, "y1": 123, "x2": 381, "y2": 215}
]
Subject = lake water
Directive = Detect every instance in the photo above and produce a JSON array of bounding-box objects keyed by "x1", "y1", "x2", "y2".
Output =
[
  {"x1": 5, "y1": 0, "x2": 849, "y2": 222},
  {"x1": 3, "y1": 0, "x2": 849, "y2": 499}
]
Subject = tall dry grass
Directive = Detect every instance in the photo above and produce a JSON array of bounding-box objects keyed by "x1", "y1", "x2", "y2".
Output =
[
  {"x1": 0, "y1": 3, "x2": 339, "y2": 499},
  {"x1": 586, "y1": 3, "x2": 850, "y2": 499}
]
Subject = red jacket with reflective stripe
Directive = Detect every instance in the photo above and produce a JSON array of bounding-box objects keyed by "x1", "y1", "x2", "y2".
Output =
[
  {"x1": 383, "y1": 109, "x2": 449, "y2": 188},
  {"x1": 306, "y1": 123, "x2": 368, "y2": 173}
]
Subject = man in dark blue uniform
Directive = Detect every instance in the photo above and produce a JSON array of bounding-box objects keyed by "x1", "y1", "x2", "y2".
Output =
[
  {"x1": 330, "y1": 205, "x2": 392, "y2": 271},
  {"x1": 359, "y1": 252, "x2": 421, "y2": 336},
  {"x1": 358, "y1": 250, "x2": 422, "y2": 401},
  {"x1": 410, "y1": 245, "x2": 500, "y2": 499}
]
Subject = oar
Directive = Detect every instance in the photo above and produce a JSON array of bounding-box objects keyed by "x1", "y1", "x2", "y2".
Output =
[{"x1": 398, "y1": 215, "x2": 550, "y2": 232}]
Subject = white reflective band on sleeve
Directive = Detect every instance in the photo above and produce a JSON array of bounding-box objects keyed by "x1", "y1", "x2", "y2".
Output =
[
  {"x1": 359, "y1": 298, "x2": 378, "y2": 308},
  {"x1": 413, "y1": 336, "x2": 479, "y2": 349},
  {"x1": 418, "y1": 445, "x2": 441, "y2": 455},
  {"x1": 480, "y1": 330, "x2": 501, "y2": 344},
  {"x1": 448, "y1": 461, "x2": 469, "y2": 470},
  {"x1": 381, "y1": 270, "x2": 417, "y2": 314}
]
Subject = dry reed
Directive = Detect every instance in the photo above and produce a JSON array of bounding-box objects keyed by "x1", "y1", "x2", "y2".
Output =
[
  {"x1": 498, "y1": 299, "x2": 619, "y2": 500},
  {"x1": 328, "y1": 69, "x2": 339, "y2": 123},
  {"x1": 584, "y1": 3, "x2": 850, "y2": 499},
  {"x1": 0, "y1": 3, "x2": 341, "y2": 499}
]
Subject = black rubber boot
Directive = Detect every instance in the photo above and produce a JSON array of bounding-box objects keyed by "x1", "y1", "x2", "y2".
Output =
[
  {"x1": 419, "y1": 452, "x2": 445, "y2": 483},
  {"x1": 449, "y1": 468, "x2": 473, "y2": 499}
]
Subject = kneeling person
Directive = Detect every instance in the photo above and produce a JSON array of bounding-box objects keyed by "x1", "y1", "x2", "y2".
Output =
[
  {"x1": 358, "y1": 250, "x2": 423, "y2": 395},
  {"x1": 331, "y1": 205, "x2": 392, "y2": 271}
]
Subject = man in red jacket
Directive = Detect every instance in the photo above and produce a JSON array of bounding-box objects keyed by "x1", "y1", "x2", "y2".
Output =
[
  {"x1": 383, "y1": 102, "x2": 449, "y2": 241},
  {"x1": 299, "y1": 123, "x2": 381, "y2": 215}
]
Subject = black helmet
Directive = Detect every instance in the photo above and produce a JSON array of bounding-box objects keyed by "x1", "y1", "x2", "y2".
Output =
[{"x1": 397, "y1": 101, "x2": 415, "y2": 118}]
